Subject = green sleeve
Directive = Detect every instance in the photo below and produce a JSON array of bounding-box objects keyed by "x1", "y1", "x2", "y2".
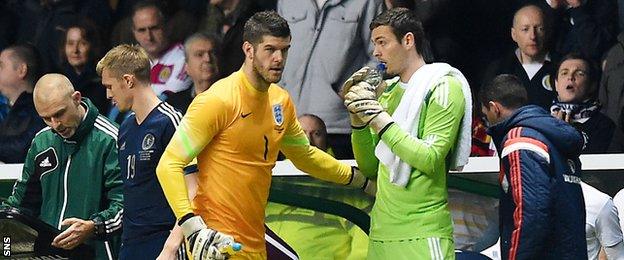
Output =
[
  {"x1": 5, "y1": 141, "x2": 40, "y2": 217},
  {"x1": 90, "y1": 139, "x2": 124, "y2": 237},
  {"x1": 351, "y1": 127, "x2": 379, "y2": 178},
  {"x1": 379, "y1": 76, "x2": 465, "y2": 175}
]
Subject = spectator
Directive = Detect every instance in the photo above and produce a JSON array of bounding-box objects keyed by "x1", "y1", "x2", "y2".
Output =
[
  {"x1": 551, "y1": 53, "x2": 619, "y2": 153},
  {"x1": 131, "y1": 0, "x2": 191, "y2": 95},
  {"x1": 483, "y1": 4, "x2": 555, "y2": 110},
  {"x1": 4, "y1": 74, "x2": 123, "y2": 259},
  {"x1": 164, "y1": 32, "x2": 221, "y2": 113},
  {"x1": 480, "y1": 74, "x2": 586, "y2": 259},
  {"x1": 0, "y1": 44, "x2": 46, "y2": 163},
  {"x1": 543, "y1": 0, "x2": 618, "y2": 61},
  {"x1": 60, "y1": 19, "x2": 110, "y2": 115},
  {"x1": 345, "y1": 8, "x2": 472, "y2": 259},
  {"x1": 298, "y1": 114, "x2": 329, "y2": 152},
  {"x1": 278, "y1": 0, "x2": 383, "y2": 159},
  {"x1": 10, "y1": 0, "x2": 113, "y2": 73},
  {"x1": 599, "y1": 31, "x2": 624, "y2": 152},
  {"x1": 581, "y1": 182, "x2": 624, "y2": 260}
]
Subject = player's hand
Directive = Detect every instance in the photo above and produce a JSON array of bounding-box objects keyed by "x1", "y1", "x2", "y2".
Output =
[
  {"x1": 52, "y1": 218, "x2": 95, "y2": 250},
  {"x1": 340, "y1": 67, "x2": 372, "y2": 99},
  {"x1": 344, "y1": 82, "x2": 377, "y2": 104},
  {"x1": 347, "y1": 99, "x2": 394, "y2": 134},
  {"x1": 180, "y1": 215, "x2": 239, "y2": 260},
  {"x1": 346, "y1": 99, "x2": 384, "y2": 125}
]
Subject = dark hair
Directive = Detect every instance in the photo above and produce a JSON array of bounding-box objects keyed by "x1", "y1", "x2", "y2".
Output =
[
  {"x1": 5, "y1": 44, "x2": 42, "y2": 86},
  {"x1": 554, "y1": 52, "x2": 599, "y2": 90},
  {"x1": 59, "y1": 18, "x2": 102, "y2": 68},
  {"x1": 132, "y1": 0, "x2": 167, "y2": 24},
  {"x1": 243, "y1": 11, "x2": 290, "y2": 45},
  {"x1": 370, "y1": 8, "x2": 426, "y2": 55},
  {"x1": 479, "y1": 74, "x2": 528, "y2": 109}
]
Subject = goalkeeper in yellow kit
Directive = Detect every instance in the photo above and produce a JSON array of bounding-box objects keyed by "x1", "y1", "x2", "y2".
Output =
[{"x1": 156, "y1": 11, "x2": 372, "y2": 260}]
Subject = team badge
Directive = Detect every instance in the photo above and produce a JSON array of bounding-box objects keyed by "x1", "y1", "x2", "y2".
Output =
[
  {"x1": 542, "y1": 75, "x2": 552, "y2": 91},
  {"x1": 272, "y1": 104, "x2": 283, "y2": 126},
  {"x1": 158, "y1": 66, "x2": 172, "y2": 83},
  {"x1": 142, "y1": 133, "x2": 155, "y2": 150},
  {"x1": 151, "y1": 64, "x2": 174, "y2": 84}
]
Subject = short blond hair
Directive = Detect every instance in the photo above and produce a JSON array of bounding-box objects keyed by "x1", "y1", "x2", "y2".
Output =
[{"x1": 96, "y1": 44, "x2": 150, "y2": 82}]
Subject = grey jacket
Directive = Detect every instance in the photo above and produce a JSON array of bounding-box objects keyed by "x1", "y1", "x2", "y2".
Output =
[{"x1": 278, "y1": 0, "x2": 383, "y2": 134}]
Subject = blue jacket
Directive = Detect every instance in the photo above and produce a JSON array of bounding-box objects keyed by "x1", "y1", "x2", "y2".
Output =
[{"x1": 487, "y1": 105, "x2": 587, "y2": 260}]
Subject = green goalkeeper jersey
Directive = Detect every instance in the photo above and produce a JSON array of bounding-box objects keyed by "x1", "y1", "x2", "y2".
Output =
[{"x1": 352, "y1": 75, "x2": 465, "y2": 241}]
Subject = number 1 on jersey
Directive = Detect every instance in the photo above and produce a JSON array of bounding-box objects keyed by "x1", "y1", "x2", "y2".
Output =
[{"x1": 263, "y1": 136, "x2": 268, "y2": 161}]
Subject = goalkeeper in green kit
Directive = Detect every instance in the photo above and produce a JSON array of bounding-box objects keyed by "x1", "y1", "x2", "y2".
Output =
[{"x1": 341, "y1": 8, "x2": 473, "y2": 260}]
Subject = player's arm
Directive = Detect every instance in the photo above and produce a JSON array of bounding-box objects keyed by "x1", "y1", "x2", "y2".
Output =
[
  {"x1": 4, "y1": 141, "x2": 41, "y2": 217},
  {"x1": 156, "y1": 93, "x2": 237, "y2": 259},
  {"x1": 279, "y1": 97, "x2": 369, "y2": 189},
  {"x1": 502, "y1": 134, "x2": 552, "y2": 259},
  {"x1": 351, "y1": 127, "x2": 379, "y2": 178},
  {"x1": 89, "y1": 138, "x2": 124, "y2": 239},
  {"x1": 376, "y1": 76, "x2": 466, "y2": 175},
  {"x1": 156, "y1": 93, "x2": 227, "y2": 219},
  {"x1": 595, "y1": 198, "x2": 624, "y2": 259},
  {"x1": 158, "y1": 172, "x2": 199, "y2": 259}
]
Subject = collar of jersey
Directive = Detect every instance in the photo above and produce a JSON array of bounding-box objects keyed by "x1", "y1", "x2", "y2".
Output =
[{"x1": 238, "y1": 70, "x2": 270, "y2": 98}]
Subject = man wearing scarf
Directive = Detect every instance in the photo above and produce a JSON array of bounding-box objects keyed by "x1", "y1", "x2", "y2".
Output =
[{"x1": 551, "y1": 52, "x2": 620, "y2": 153}]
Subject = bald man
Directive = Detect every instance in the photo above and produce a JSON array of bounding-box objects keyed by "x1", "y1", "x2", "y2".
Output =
[
  {"x1": 4, "y1": 73, "x2": 123, "y2": 259},
  {"x1": 298, "y1": 114, "x2": 329, "y2": 152},
  {"x1": 483, "y1": 4, "x2": 555, "y2": 110}
]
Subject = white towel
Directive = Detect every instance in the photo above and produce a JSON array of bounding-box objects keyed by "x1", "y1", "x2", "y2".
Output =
[{"x1": 374, "y1": 63, "x2": 473, "y2": 187}]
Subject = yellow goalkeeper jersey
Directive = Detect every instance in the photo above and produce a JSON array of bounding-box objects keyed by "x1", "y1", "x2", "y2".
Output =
[{"x1": 156, "y1": 70, "x2": 352, "y2": 253}]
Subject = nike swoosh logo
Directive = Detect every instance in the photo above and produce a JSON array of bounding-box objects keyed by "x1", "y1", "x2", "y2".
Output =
[{"x1": 241, "y1": 112, "x2": 252, "y2": 118}]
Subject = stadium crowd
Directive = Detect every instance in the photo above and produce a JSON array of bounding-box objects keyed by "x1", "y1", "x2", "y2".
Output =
[{"x1": 1, "y1": 0, "x2": 624, "y2": 259}]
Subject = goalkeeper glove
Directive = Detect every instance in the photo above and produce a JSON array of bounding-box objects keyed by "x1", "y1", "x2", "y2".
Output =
[
  {"x1": 340, "y1": 67, "x2": 372, "y2": 99},
  {"x1": 179, "y1": 214, "x2": 240, "y2": 260},
  {"x1": 346, "y1": 99, "x2": 395, "y2": 135}
]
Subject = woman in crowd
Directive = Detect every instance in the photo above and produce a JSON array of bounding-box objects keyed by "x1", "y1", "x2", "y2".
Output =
[{"x1": 59, "y1": 18, "x2": 110, "y2": 115}]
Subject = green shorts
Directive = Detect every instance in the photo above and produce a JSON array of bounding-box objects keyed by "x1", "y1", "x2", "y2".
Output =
[{"x1": 368, "y1": 237, "x2": 455, "y2": 260}]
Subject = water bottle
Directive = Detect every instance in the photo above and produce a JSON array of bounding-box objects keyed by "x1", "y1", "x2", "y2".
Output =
[{"x1": 363, "y1": 63, "x2": 387, "y2": 87}]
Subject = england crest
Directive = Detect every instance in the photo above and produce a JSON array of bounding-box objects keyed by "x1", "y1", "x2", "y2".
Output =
[{"x1": 272, "y1": 104, "x2": 283, "y2": 126}]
